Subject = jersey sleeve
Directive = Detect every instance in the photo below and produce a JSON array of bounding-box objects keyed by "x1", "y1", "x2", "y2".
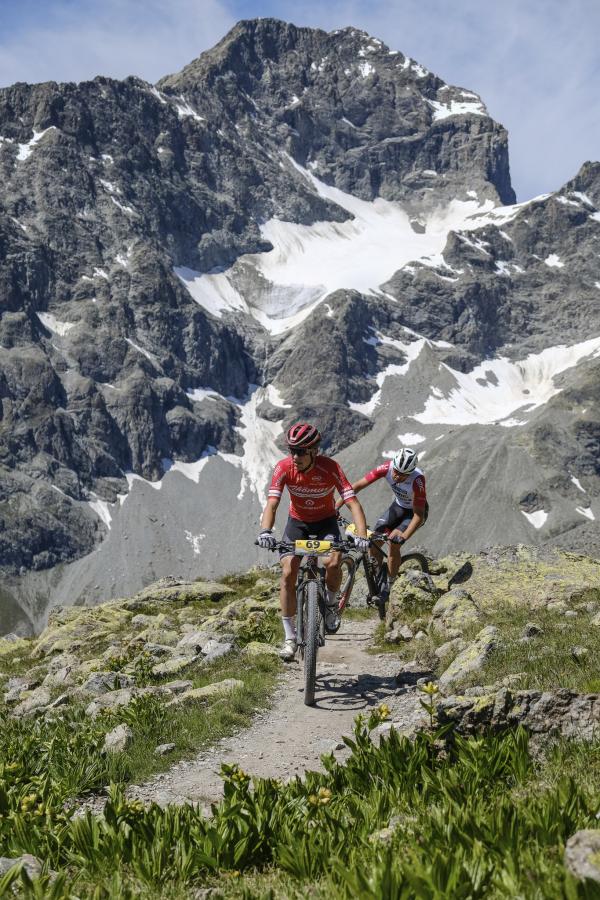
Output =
[
  {"x1": 412, "y1": 474, "x2": 427, "y2": 510},
  {"x1": 363, "y1": 462, "x2": 390, "y2": 484},
  {"x1": 268, "y1": 460, "x2": 287, "y2": 500},
  {"x1": 331, "y1": 461, "x2": 356, "y2": 504}
]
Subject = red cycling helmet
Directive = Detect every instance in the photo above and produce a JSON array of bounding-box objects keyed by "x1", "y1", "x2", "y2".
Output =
[{"x1": 286, "y1": 422, "x2": 321, "y2": 449}]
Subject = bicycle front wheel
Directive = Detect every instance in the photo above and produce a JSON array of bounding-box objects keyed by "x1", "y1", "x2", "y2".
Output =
[
  {"x1": 397, "y1": 552, "x2": 429, "y2": 575},
  {"x1": 303, "y1": 580, "x2": 319, "y2": 706},
  {"x1": 337, "y1": 556, "x2": 356, "y2": 611}
]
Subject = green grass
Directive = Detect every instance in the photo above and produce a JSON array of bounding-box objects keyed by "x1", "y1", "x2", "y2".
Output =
[
  {"x1": 124, "y1": 652, "x2": 280, "y2": 784},
  {"x1": 3, "y1": 716, "x2": 600, "y2": 898},
  {"x1": 373, "y1": 578, "x2": 600, "y2": 694}
]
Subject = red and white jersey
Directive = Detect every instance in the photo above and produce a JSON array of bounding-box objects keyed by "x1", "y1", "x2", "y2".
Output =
[
  {"x1": 364, "y1": 461, "x2": 427, "y2": 510},
  {"x1": 268, "y1": 455, "x2": 356, "y2": 522}
]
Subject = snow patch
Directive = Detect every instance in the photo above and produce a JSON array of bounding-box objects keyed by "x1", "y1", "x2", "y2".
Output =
[
  {"x1": 88, "y1": 494, "x2": 113, "y2": 529},
  {"x1": 16, "y1": 127, "x2": 56, "y2": 162},
  {"x1": 521, "y1": 509, "x2": 547, "y2": 529},
  {"x1": 544, "y1": 254, "x2": 564, "y2": 268},
  {"x1": 427, "y1": 98, "x2": 486, "y2": 120},
  {"x1": 125, "y1": 338, "x2": 158, "y2": 364},
  {"x1": 358, "y1": 61, "x2": 375, "y2": 78},
  {"x1": 397, "y1": 432, "x2": 426, "y2": 445},
  {"x1": 571, "y1": 476, "x2": 586, "y2": 493},
  {"x1": 175, "y1": 96, "x2": 204, "y2": 122},
  {"x1": 414, "y1": 336, "x2": 600, "y2": 427},
  {"x1": 174, "y1": 266, "x2": 248, "y2": 318},
  {"x1": 576, "y1": 506, "x2": 595, "y2": 521},
  {"x1": 37, "y1": 312, "x2": 75, "y2": 335},
  {"x1": 184, "y1": 530, "x2": 206, "y2": 554}
]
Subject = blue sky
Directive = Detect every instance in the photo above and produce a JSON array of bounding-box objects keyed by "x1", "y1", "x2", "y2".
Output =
[{"x1": 1, "y1": 0, "x2": 598, "y2": 201}]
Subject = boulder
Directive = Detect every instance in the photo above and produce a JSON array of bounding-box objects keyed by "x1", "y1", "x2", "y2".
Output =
[
  {"x1": 202, "y1": 640, "x2": 234, "y2": 663},
  {"x1": 12, "y1": 686, "x2": 52, "y2": 717},
  {"x1": 430, "y1": 589, "x2": 482, "y2": 637},
  {"x1": 85, "y1": 685, "x2": 170, "y2": 717},
  {"x1": 176, "y1": 631, "x2": 213, "y2": 653},
  {"x1": 133, "y1": 578, "x2": 234, "y2": 604},
  {"x1": 0, "y1": 854, "x2": 43, "y2": 879},
  {"x1": 169, "y1": 678, "x2": 244, "y2": 705},
  {"x1": 436, "y1": 687, "x2": 600, "y2": 741},
  {"x1": 565, "y1": 830, "x2": 600, "y2": 883},
  {"x1": 155, "y1": 742, "x2": 176, "y2": 756},
  {"x1": 104, "y1": 724, "x2": 134, "y2": 753},
  {"x1": 81, "y1": 671, "x2": 136, "y2": 695},
  {"x1": 438, "y1": 625, "x2": 499, "y2": 691},
  {"x1": 434, "y1": 637, "x2": 467, "y2": 663},
  {"x1": 151, "y1": 655, "x2": 199, "y2": 677}
]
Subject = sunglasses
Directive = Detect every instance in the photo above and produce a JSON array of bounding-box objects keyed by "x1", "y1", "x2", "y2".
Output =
[{"x1": 289, "y1": 447, "x2": 311, "y2": 456}]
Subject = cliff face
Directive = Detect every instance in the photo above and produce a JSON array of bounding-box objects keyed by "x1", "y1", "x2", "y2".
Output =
[{"x1": 0, "y1": 19, "x2": 598, "y2": 630}]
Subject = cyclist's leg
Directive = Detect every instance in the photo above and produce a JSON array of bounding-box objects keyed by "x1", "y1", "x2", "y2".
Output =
[
  {"x1": 307, "y1": 516, "x2": 343, "y2": 594},
  {"x1": 278, "y1": 518, "x2": 303, "y2": 655}
]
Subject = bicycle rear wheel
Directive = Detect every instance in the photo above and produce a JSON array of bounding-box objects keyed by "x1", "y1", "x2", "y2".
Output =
[{"x1": 303, "y1": 580, "x2": 319, "y2": 706}]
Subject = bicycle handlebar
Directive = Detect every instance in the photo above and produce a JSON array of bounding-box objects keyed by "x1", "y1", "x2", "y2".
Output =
[
  {"x1": 335, "y1": 514, "x2": 395, "y2": 546},
  {"x1": 255, "y1": 538, "x2": 358, "y2": 554}
]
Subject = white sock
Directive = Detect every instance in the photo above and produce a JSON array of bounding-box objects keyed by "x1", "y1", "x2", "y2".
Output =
[
  {"x1": 327, "y1": 588, "x2": 338, "y2": 606},
  {"x1": 282, "y1": 616, "x2": 296, "y2": 641}
]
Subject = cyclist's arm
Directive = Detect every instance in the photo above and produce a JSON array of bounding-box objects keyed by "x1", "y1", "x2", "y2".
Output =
[
  {"x1": 345, "y1": 496, "x2": 367, "y2": 538},
  {"x1": 334, "y1": 476, "x2": 370, "y2": 510},
  {"x1": 260, "y1": 497, "x2": 280, "y2": 532}
]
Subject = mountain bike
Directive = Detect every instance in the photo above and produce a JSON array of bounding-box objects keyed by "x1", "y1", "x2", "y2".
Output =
[
  {"x1": 257, "y1": 536, "x2": 355, "y2": 705},
  {"x1": 338, "y1": 517, "x2": 429, "y2": 621}
]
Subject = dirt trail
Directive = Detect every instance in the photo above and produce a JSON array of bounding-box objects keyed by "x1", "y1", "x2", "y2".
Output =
[{"x1": 125, "y1": 619, "x2": 428, "y2": 811}]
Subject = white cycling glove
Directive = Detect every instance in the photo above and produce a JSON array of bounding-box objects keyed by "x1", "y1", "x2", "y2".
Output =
[
  {"x1": 353, "y1": 535, "x2": 370, "y2": 553},
  {"x1": 257, "y1": 529, "x2": 277, "y2": 550}
]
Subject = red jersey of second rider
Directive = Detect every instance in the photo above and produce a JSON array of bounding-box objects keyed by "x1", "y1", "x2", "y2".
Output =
[
  {"x1": 268, "y1": 456, "x2": 356, "y2": 522},
  {"x1": 364, "y1": 461, "x2": 427, "y2": 510}
]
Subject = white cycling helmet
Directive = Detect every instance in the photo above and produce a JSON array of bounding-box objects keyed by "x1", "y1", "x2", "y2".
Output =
[{"x1": 392, "y1": 448, "x2": 418, "y2": 474}]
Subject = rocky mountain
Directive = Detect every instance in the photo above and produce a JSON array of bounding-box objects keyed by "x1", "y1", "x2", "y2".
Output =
[{"x1": 0, "y1": 18, "x2": 598, "y2": 634}]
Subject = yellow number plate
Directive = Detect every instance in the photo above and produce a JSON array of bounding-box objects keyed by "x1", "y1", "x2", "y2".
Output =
[{"x1": 295, "y1": 539, "x2": 332, "y2": 554}]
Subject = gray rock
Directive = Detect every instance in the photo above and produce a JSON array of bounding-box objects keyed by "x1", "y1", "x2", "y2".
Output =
[
  {"x1": 434, "y1": 637, "x2": 467, "y2": 662},
  {"x1": 571, "y1": 646, "x2": 590, "y2": 660},
  {"x1": 82, "y1": 671, "x2": 136, "y2": 695},
  {"x1": 431, "y1": 590, "x2": 482, "y2": 637},
  {"x1": 522, "y1": 622, "x2": 543, "y2": 639},
  {"x1": 12, "y1": 687, "x2": 52, "y2": 717},
  {"x1": 565, "y1": 829, "x2": 600, "y2": 883},
  {"x1": 168, "y1": 678, "x2": 244, "y2": 706},
  {"x1": 151, "y1": 655, "x2": 199, "y2": 677},
  {"x1": 155, "y1": 743, "x2": 176, "y2": 756},
  {"x1": 437, "y1": 687, "x2": 600, "y2": 741},
  {"x1": 176, "y1": 631, "x2": 213, "y2": 653},
  {"x1": 104, "y1": 724, "x2": 134, "y2": 753},
  {"x1": 0, "y1": 854, "x2": 43, "y2": 879},
  {"x1": 162, "y1": 679, "x2": 193, "y2": 694},
  {"x1": 202, "y1": 641, "x2": 234, "y2": 663},
  {"x1": 438, "y1": 626, "x2": 499, "y2": 691}
]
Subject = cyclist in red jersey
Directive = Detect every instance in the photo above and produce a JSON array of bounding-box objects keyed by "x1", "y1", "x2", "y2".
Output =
[
  {"x1": 257, "y1": 423, "x2": 368, "y2": 660},
  {"x1": 336, "y1": 448, "x2": 428, "y2": 604}
]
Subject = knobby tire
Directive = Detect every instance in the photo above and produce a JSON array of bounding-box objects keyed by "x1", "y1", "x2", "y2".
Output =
[
  {"x1": 303, "y1": 580, "x2": 319, "y2": 706},
  {"x1": 338, "y1": 556, "x2": 356, "y2": 610}
]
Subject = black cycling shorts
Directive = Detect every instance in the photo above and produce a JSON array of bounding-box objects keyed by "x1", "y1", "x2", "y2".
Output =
[
  {"x1": 373, "y1": 501, "x2": 429, "y2": 535},
  {"x1": 280, "y1": 515, "x2": 342, "y2": 558}
]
